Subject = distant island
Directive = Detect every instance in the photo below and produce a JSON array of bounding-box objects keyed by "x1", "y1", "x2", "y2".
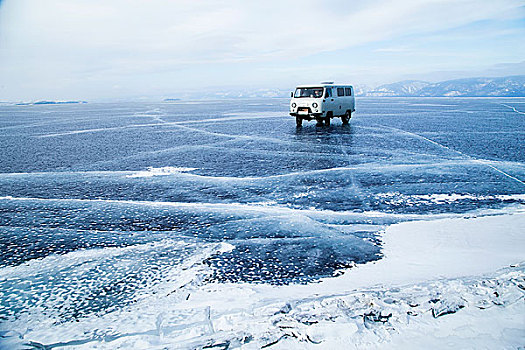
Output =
[
  {"x1": 16, "y1": 100, "x2": 87, "y2": 106},
  {"x1": 163, "y1": 98, "x2": 181, "y2": 102}
]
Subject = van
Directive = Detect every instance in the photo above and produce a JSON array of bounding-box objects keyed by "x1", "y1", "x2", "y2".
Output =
[{"x1": 290, "y1": 83, "x2": 355, "y2": 127}]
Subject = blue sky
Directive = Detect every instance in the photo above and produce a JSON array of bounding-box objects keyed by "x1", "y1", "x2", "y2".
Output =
[{"x1": 0, "y1": 0, "x2": 524, "y2": 100}]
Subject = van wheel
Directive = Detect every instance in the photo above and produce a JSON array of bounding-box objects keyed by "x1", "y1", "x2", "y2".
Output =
[
  {"x1": 324, "y1": 116, "x2": 330, "y2": 126},
  {"x1": 296, "y1": 117, "x2": 302, "y2": 127},
  {"x1": 342, "y1": 111, "x2": 351, "y2": 125}
]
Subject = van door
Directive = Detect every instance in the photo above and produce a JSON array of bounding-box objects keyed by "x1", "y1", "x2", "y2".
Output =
[
  {"x1": 336, "y1": 87, "x2": 346, "y2": 116},
  {"x1": 351, "y1": 87, "x2": 355, "y2": 111},
  {"x1": 345, "y1": 87, "x2": 354, "y2": 112},
  {"x1": 323, "y1": 87, "x2": 335, "y2": 116}
]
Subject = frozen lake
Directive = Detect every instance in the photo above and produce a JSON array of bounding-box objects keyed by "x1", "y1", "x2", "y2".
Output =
[{"x1": 0, "y1": 97, "x2": 524, "y2": 339}]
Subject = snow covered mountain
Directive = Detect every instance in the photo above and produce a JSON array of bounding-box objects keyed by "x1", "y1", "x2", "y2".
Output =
[
  {"x1": 365, "y1": 75, "x2": 525, "y2": 97},
  {"x1": 160, "y1": 75, "x2": 525, "y2": 100},
  {"x1": 366, "y1": 80, "x2": 430, "y2": 96},
  {"x1": 418, "y1": 75, "x2": 525, "y2": 97}
]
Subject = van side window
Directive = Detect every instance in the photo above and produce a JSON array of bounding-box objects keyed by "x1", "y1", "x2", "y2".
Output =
[
  {"x1": 345, "y1": 87, "x2": 352, "y2": 96},
  {"x1": 337, "y1": 88, "x2": 345, "y2": 97},
  {"x1": 324, "y1": 88, "x2": 332, "y2": 98}
]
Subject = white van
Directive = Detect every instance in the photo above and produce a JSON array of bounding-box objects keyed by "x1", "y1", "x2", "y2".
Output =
[{"x1": 290, "y1": 83, "x2": 355, "y2": 127}]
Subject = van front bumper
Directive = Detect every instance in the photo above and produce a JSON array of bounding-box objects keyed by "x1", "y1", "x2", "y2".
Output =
[{"x1": 290, "y1": 112, "x2": 323, "y2": 119}]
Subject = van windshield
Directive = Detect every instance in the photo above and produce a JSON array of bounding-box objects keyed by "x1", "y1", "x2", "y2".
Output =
[{"x1": 294, "y1": 88, "x2": 323, "y2": 98}]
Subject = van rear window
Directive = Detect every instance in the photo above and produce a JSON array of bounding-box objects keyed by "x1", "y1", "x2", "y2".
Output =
[
  {"x1": 337, "y1": 88, "x2": 344, "y2": 97},
  {"x1": 345, "y1": 88, "x2": 352, "y2": 96}
]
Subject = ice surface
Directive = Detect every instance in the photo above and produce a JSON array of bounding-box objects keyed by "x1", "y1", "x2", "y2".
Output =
[
  {"x1": 1, "y1": 212, "x2": 523, "y2": 349},
  {"x1": 0, "y1": 98, "x2": 524, "y2": 348}
]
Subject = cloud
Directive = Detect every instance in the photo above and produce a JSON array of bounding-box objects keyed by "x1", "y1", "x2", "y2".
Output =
[
  {"x1": 0, "y1": 0, "x2": 524, "y2": 99},
  {"x1": 374, "y1": 47, "x2": 414, "y2": 53}
]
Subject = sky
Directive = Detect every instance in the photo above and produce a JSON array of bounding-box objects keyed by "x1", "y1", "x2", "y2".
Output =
[{"x1": 0, "y1": 0, "x2": 524, "y2": 101}]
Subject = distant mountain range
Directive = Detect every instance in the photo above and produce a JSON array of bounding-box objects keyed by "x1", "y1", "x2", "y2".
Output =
[
  {"x1": 6, "y1": 76, "x2": 524, "y2": 104},
  {"x1": 363, "y1": 75, "x2": 525, "y2": 97},
  {"x1": 169, "y1": 75, "x2": 525, "y2": 100}
]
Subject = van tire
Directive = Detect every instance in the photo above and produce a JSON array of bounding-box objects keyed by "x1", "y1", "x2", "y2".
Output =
[
  {"x1": 342, "y1": 111, "x2": 351, "y2": 125},
  {"x1": 296, "y1": 117, "x2": 302, "y2": 127}
]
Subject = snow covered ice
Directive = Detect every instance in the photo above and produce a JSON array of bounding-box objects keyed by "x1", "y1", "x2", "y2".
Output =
[{"x1": 0, "y1": 98, "x2": 524, "y2": 348}]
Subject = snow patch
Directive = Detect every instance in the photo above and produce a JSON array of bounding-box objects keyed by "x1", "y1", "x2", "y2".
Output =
[
  {"x1": 377, "y1": 192, "x2": 525, "y2": 206},
  {"x1": 126, "y1": 166, "x2": 198, "y2": 178}
]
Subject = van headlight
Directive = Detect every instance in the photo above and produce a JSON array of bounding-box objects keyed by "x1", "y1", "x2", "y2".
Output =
[
  {"x1": 312, "y1": 102, "x2": 318, "y2": 108},
  {"x1": 292, "y1": 103, "x2": 296, "y2": 108}
]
